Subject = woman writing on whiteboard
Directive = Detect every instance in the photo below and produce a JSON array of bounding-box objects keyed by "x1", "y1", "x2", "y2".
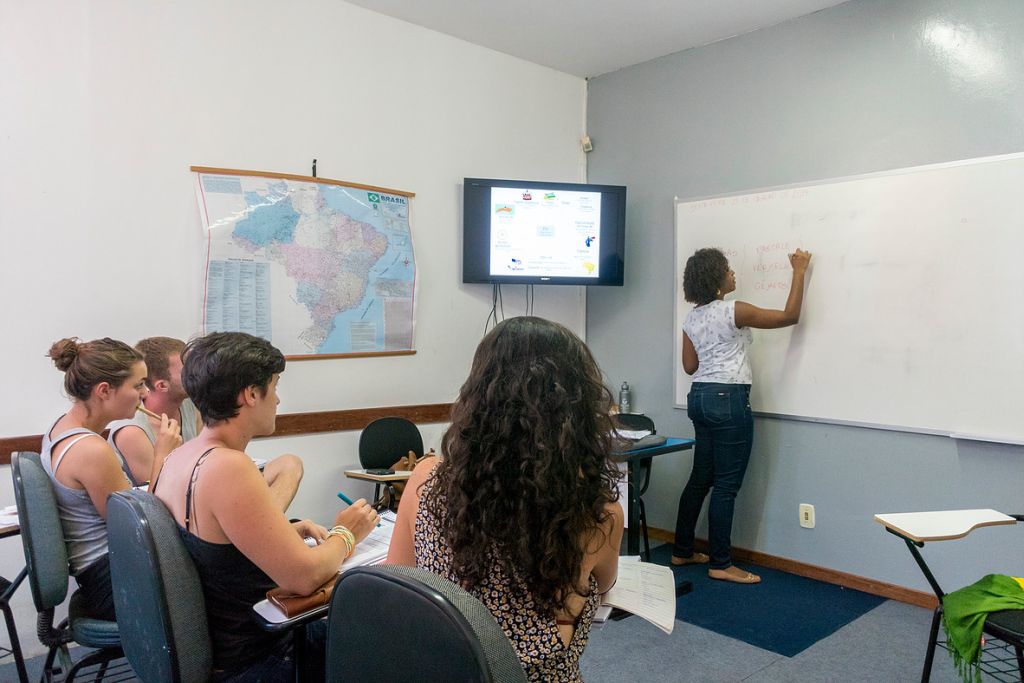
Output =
[{"x1": 672, "y1": 247, "x2": 811, "y2": 584}]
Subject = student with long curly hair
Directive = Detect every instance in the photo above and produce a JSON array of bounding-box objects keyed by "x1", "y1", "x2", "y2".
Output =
[
  {"x1": 672, "y1": 247, "x2": 811, "y2": 584},
  {"x1": 388, "y1": 316, "x2": 623, "y2": 682}
]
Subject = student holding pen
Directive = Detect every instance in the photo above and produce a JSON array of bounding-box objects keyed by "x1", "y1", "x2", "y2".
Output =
[{"x1": 152, "y1": 332, "x2": 378, "y2": 682}]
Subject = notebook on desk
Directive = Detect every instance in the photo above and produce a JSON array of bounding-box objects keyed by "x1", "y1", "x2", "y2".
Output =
[
  {"x1": 613, "y1": 430, "x2": 668, "y2": 452},
  {"x1": 253, "y1": 514, "x2": 396, "y2": 625}
]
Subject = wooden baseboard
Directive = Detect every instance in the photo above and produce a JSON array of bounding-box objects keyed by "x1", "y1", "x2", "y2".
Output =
[
  {"x1": 0, "y1": 403, "x2": 453, "y2": 466},
  {"x1": 647, "y1": 527, "x2": 937, "y2": 609}
]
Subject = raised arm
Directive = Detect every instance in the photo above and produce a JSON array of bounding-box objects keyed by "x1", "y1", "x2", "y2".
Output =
[{"x1": 734, "y1": 248, "x2": 811, "y2": 329}]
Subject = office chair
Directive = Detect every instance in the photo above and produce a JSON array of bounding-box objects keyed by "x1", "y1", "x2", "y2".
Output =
[
  {"x1": 612, "y1": 413, "x2": 657, "y2": 560},
  {"x1": 326, "y1": 565, "x2": 527, "y2": 682},
  {"x1": 106, "y1": 489, "x2": 213, "y2": 682},
  {"x1": 10, "y1": 452, "x2": 126, "y2": 682},
  {"x1": 358, "y1": 416, "x2": 424, "y2": 506}
]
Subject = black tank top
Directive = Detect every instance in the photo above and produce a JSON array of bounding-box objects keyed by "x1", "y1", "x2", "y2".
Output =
[{"x1": 172, "y1": 449, "x2": 289, "y2": 672}]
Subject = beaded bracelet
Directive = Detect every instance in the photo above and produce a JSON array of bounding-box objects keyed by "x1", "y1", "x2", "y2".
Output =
[{"x1": 328, "y1": 524, "x2": 356, "y2": 558}]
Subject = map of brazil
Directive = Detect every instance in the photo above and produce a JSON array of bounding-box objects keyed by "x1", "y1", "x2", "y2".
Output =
[{"x1": 193, "y1": 168, "x2": 416, "y2": 357}]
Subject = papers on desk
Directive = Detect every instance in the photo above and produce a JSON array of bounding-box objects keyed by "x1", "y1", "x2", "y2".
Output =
[
  {"x1": 0, "y1": 504, "x2": 18, "y2": 527},
  {"x1": 614, "y1": 428, "x2": 653, "y2": 441},
  {"x1": 341, "y1": 516, "x2": 394, "y2": 571},
  {"x1": 595, "y1": 556, "x2": 677, "y2": 634},
  {"x1": 254, "y1": 516, "x2": 396, "y2": 625}
]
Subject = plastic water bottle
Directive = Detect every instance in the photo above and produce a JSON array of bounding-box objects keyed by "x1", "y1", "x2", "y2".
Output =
[{"x1": 619, "y1": 381, "x2": 632, "y2": 414}]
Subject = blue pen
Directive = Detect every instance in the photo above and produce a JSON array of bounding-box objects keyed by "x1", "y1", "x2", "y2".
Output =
[{"x1": 337, "y1": 491, "x2": 381, "y2": 526}]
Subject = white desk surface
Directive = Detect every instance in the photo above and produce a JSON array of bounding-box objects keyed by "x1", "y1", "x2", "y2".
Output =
[
  {"x1": 344, "y1": 469, "x2": 414, "y2": 482},
  {"x1": 874, "y1": 509, "x2": 1016, "y2": 543}
]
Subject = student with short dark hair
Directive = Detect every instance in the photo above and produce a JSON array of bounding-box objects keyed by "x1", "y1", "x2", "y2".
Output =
[
  {"x1": 152, "y1": 331, "x2": 377, "y2": 681},
  {"x1": 42, "y1": 337, "x2": 181, "y2": 619},
  {"x1": 388, "y1": 317, "x2": 624, "y2": 682},
  {"x1": 109, "y1": 336, "x2": 303, "y2": 508}
]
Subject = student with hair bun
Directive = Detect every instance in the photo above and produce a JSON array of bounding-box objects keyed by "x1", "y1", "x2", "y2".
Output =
[{"x1": 42, "y1": 337, "x2": 181, "y2": 619}]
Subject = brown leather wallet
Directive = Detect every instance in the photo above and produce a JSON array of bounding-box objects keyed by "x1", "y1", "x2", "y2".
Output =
[{"x1": 266, "y1": 575, "x2": 338, "y2": 618}]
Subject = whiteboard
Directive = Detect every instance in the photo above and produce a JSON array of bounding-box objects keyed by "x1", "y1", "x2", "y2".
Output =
[{"x1": 673, "y1": 153, "x2": 1024, "y2": 443}]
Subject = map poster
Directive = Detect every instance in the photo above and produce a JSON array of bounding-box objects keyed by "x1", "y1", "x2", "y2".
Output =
[{"x1": 192, "y1": 167, "x2": 416, "y2": 359}]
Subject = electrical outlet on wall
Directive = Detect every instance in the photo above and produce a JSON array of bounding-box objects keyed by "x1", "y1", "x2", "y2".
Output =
[{"x1": 799, "y1": 503, "x2": 815, "y2": 529}]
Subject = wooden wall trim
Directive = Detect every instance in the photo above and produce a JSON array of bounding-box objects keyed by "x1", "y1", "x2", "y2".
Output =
[
  {"x1": 647, "y1": 527, "x2": 938, "y2": 609},
  {"x1": 0, "y1": 403, "x2": 453, "y2": 466}
]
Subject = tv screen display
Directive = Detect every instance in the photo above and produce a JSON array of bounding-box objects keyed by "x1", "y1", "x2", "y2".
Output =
[{"x1": 463, "y1": 178, "x2": 626, "y2": 286}]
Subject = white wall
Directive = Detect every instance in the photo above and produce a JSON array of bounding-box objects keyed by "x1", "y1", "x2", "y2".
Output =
[{"x1": 0, "y1": 0, "x2": 586, "y2": 656}]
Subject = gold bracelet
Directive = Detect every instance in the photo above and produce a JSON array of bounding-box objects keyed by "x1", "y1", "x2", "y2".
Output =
[{"x1": 328, "y1": 525, "x2": 355, "y2": 558}]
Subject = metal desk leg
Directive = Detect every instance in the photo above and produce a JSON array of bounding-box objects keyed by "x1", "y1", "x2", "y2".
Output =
[
  {"x1": 921, "y1": 606, "x2": 942, "y2": 683},
  {"x1": 0, "y1": 568, "x2": 28, "y2": 683},
  {"x1": 625, "y1": 460, "x2": 641, "y2": 556}
]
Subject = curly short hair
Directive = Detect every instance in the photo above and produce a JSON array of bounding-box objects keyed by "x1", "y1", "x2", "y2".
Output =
[
  {"x1": 181, "y1": 332, "x2": 285, "y2": 426},
  {"x1": 426, "y1": 316, "x2": 620, "y2": 618},
  {"x1": 682, "y1": 247, "x2": 729, "y2": 305}
]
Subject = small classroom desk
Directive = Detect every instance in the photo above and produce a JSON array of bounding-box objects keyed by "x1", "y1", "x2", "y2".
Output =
[
  {"x1": 343, "y1": 469, "x2": 414, "y2": 484},
  {"x1": 0, "y1": 522, "x2": 28, "y2": 683},
  {"x1": 874, "y1": 509, "x2": 1020, "y2": 681},
  {"x1": 612, "y1": 437, "x2": 695, "y2": 557}
]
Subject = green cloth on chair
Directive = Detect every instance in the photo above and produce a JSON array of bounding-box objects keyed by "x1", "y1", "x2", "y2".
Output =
[{"x1": 942, "y1": 574, "x2": 1024, "y2": 682}]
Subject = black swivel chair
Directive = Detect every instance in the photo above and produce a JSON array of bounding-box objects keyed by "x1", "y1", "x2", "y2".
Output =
[
  {"x1": 358, "y1": 416, "x2": 424, "y2": 506},
  {"x1": 10, "y1": 452, "x2": 126, "y2": 682},
  {"x1": 612, "y1": 413, "x2": 657, "y2": 560},
  {"x1": 106, "y1": 489, "x2": 213, "y2": 682},
  {"x1": 326, "y1": 565, "x2": 527, "y2": 682}
]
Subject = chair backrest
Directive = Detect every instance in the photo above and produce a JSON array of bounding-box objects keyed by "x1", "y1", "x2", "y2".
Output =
[
  {"x1": 612, "y1": 413, "x2": 656, "y2": 434},
  {"x1": 11, "y1": 451, "x2": 69, "y2": 612},
  {"x1": 358, "y1": 417, "x2": 424, "y2": 470},
  {"x1": 107, "y1": 489, "x2": 212, "y2": 682},
  {"x1": 327, "y1": 565, "x2": 527, "y2": 683}
]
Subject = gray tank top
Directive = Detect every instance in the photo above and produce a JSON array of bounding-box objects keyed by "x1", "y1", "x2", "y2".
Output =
[
  {"x1": 108, "y1": 399, "x2": 200, "y2": 485},
  {"x1": 41, "y1": 420, "x2": 127, "y2": 575}
]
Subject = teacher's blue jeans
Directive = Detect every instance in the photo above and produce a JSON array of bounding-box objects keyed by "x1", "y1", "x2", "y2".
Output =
[{"x1": 673, "y1": 382, "x2": 753, "y2": 569}]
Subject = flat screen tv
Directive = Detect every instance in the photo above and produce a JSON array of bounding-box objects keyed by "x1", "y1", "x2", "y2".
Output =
[{"x1": 463, "y1": 178, "x2": 626, "y2": 286}]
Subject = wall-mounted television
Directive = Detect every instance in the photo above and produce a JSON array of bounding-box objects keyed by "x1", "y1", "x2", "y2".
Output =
[{"x1": 462, "y1": 178, "x2": 626, "y2": 286}]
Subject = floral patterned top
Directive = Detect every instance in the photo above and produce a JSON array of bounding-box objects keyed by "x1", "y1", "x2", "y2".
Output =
[
  {"x1": 413, "y1": 468, "x2": 599, "y2": 682},
  {"x1": 683, "y1": 298, "x2": 753, "y2": 384}
]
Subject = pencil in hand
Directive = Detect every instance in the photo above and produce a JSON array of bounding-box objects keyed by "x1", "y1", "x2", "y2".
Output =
[{"x1": 137, "y1": 403, "x2": 161, "y2": 420}]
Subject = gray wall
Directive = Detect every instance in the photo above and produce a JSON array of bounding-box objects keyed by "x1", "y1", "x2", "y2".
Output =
[{"x1": 586, "y1": 0, "x2": 1024, "y2": 593}]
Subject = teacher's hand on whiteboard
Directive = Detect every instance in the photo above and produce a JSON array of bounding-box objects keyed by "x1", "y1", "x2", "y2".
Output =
[{"x1": 789, "y1": 248, "x2": 812, "y2": 273}]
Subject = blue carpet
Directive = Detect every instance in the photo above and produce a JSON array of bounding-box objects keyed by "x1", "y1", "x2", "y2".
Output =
[{"x1": 648, "y1": 544, "x2": 886, "y2": 657}]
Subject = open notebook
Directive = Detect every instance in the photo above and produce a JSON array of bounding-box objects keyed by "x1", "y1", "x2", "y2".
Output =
[
  {"x1": 253, "y1": 511, "x2": 396, "y2": 624},
  {"x1": 592, "y1": 556, "x2": 676, "y2": 634}
]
